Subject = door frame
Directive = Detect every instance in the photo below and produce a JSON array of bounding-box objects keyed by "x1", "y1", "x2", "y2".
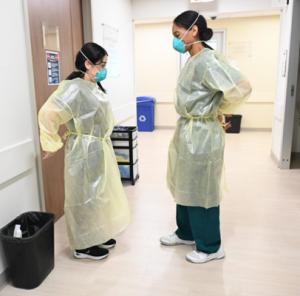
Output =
[
  {"x1": 23, "y1": 0, "x2": 85, "y2": 218},
  {"x1": 22, "y1": 0, "x2": 46, "y2": 211},
  {"x1": 178, "y1": 29, "x2": 227, "y2": 75},
  {"x1": 207, "y1": 29, "x2": 227, "y2": 56},
  {"x1": 278, "y1": 0, "x2": 300, "y2": 169}
]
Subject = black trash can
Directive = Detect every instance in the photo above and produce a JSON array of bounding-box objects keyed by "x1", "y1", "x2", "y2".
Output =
[
  {"x1": 0, "y1": 212, "x2": 55, "y2": 289},
  {"x1": 226, "y1": 115, "x2": 242, "y2": 133}
]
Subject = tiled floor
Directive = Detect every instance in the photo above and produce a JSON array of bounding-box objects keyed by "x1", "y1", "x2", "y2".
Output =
[{"x1": 2, "y1": 130, "x2": 300, "y2": 296}]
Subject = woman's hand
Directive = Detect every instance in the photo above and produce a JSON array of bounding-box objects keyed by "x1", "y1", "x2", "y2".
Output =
[
  {"x1": 42, "y1": 151, "x2": 55, "y2": 160},
  {"x1": 218, "y1": 114, "x2": 233, "y2": 131}
]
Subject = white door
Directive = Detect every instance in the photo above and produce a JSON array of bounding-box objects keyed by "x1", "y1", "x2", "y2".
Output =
[
  {"x1": 271, "y1": 0, "x2": 300, "y2": 169},
  {"x1": 206, "y1": 30, "x2": 226, "y2": 55}
]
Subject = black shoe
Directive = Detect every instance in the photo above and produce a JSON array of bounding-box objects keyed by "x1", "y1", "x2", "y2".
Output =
[
  {"x1": 99, "y1": 239, "x2": 116, "y2": 249},
  {"x1": 74, "y1": 246, "x2": 109, "y2": 260}
]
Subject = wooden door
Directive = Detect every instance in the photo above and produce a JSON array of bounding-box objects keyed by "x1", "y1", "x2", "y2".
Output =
[{"x1": 27, "y1": 0, "x2": 84, "y2": 220}]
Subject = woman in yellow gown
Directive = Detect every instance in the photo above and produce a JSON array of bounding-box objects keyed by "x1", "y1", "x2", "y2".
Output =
[
  {"x1": 39, "y1": 42, "x2": 132, "y2": 260},
  {"x1": 160, "y1": 11, "x2": 252, "y2": 264}
]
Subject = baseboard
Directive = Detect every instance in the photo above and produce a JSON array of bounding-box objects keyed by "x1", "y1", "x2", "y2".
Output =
[
  {"x1": 241, "y1": 128, "x2": 272, "y2": 132},
  {"x1": 0, "y1": 268, "x2": 10, "y2": 292},
  {"x1": 155, "y1": 126, "x2": 175, "y2": 130}
]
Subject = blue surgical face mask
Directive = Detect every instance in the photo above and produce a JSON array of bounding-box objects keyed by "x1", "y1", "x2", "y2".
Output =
[
  {"x1": 173, "y1": 13, "x2": 205, "y2": 54},
  {"x1": 80, "y1": 50, "x2": 107, "y2": 82},
  {"x1": 173, "y1": 38, "x2": 186, "y2": 54},
  {"x1": 173, "y1": 36, "x2": 204, "y2": 54},
  {"x1": 94, "y1": 68, "x2": 107, "y2": 82}
]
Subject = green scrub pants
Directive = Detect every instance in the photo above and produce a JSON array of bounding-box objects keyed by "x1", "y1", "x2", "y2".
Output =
[{"x1": 176, "y1": 204, "x2": 221, "y2": 254}]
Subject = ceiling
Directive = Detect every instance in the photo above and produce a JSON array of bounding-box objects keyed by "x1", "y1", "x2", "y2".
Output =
[{"x1": 134, "y1": 9, "x2": 281, "y2": 24}]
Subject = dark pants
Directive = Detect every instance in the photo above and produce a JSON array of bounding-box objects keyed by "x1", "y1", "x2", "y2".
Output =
[{"x1": 176, "y1": 204, "x2": 221, "y2": 254}]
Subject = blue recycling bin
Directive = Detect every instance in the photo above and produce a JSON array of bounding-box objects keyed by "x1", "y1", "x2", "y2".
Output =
[{"x1": 136, "y1": 97, "x2": 156, "y2": 132}]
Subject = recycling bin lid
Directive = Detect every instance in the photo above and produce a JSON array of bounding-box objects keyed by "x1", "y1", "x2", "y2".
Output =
[{"x1": 137, "y1": 96, "x2": 156, "y2": 102}]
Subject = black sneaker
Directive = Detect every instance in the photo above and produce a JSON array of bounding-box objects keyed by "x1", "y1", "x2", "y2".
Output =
[
  {"x1": 99, "y1": 239, "x2": 116, "y2": 249},
  {"x1": 74, "y1": 246, "x2": 109, "y2": 260}
]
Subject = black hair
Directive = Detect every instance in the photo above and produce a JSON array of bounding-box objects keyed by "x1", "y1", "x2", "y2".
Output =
[
  {"x1": 174, "y1": 10, "x2": 213, "y2": 50},
  {"x1": 66, "y1": 42, "x2": 108, "y2": 93}
]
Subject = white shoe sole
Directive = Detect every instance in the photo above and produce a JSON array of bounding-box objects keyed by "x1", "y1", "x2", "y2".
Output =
[
  {"x1": 99, "y1": 244, "x2": 116, "y2": 249},
  {"x1": 74, "y1": 251, "x2": 109, "y2": 260},
  {"x1": 160, "y1": 239, "x2": 196, "y2": 246},
  {"x1": 186, "y1": 253, "x2": 225, "y2": 264}
]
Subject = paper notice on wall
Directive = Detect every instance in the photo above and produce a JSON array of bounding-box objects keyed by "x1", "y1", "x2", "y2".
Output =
[
  {"x1": 228, "y1": 42, "x2": 251, "y2": 58},
  {"x1": 103, "y1": 24, "x2": 120, "y2": 77}
]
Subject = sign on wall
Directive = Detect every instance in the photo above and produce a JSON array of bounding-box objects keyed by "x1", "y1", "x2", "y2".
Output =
[
  {"x1": 228, "y1": 42, "x2": 251, "y2": 58},
  {"x1": 103, "y1": 24, "x2": 120, "y2": 77},
  {"x1": 46, "y1": 51, "x2": 60, "y2": 85}
]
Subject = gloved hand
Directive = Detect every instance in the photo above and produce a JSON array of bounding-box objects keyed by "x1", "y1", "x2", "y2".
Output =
[{"x1": 218, "y1": 114, "x2": 232, "y2": 131}]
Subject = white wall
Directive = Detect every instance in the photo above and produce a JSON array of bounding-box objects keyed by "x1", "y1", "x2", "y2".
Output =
[
  {"x1": 135, "y1": 22, "x2": 178, "y2": 127},
  {"x1": 90, "y1": 0, "x2": 137, "y2": 126},
  {"x1": 132, "y1": 0, "x2": 276, "y2": 20},
  {"x1": 271, "y1": 0, "x2": 299, "y2": 164},
  {"x1": 0, "y1": 0, "x2": 41, "y2": 280},
  {"x1": 135, "y1": 15, "x2": 280, "y2": 129},
  {"x1": 208, "y1": 16, "x2": 279, "y2": 129}
]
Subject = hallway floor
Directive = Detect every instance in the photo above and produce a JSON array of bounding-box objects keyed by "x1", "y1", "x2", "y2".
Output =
[{"x1": 2, "y1": 130, "x2": 300, "y2": 296}]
